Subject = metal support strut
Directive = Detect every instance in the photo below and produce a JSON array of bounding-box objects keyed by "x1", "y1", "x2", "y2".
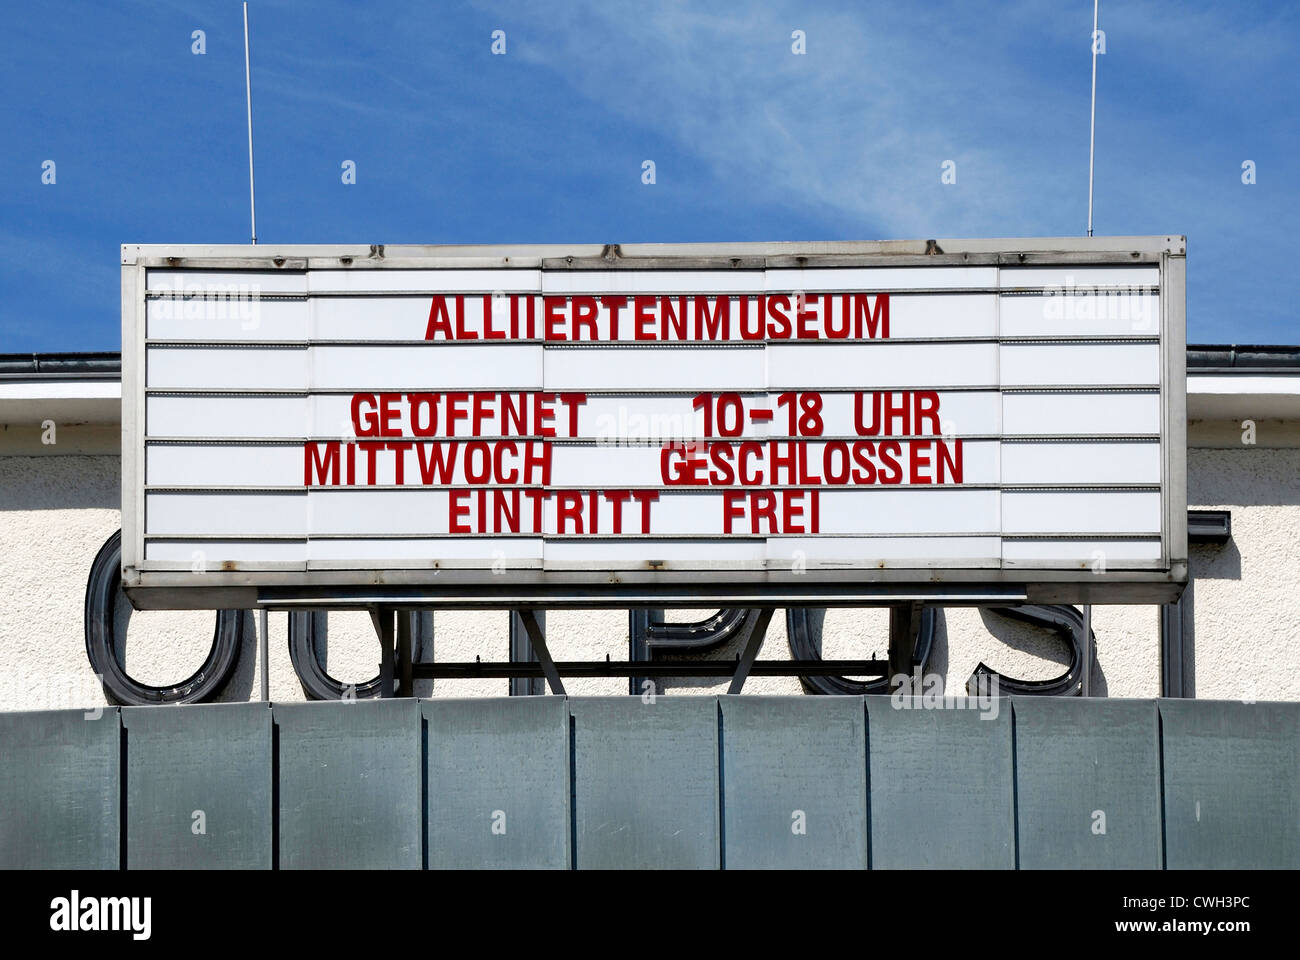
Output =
[
  {"x1": 516, "y1": 609, "x2": 566, "y2": 695},
  {"x1": 888, "y1": 602, "x2": 923, "y2": 692},
  {"x1": 726, "y1": 609, "x2": 775, "y2": 695}
]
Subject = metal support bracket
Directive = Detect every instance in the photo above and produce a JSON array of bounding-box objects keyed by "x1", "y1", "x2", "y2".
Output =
[
  {"x1": 517, "y1": 608, "x2": 566, "y2": 695},
  {"x1": 396, "y1": 609, "x2": 413, "y2": 698},
  {"x1": 370, "y1": 606, "x2": 396, "y2": 698},
  {"x1": 509, "y1": 610, "x2": 547, "y2": 696},
  {"x1": 888, "y1": 601, "x2": 923, "y2": 692},
  {"x1": 726, "y1": 608, "x2": 775, "y2": 695}
]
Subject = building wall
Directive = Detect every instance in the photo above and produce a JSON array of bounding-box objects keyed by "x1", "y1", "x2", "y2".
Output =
[{"x1": 0, "y1": 423, "x2": 1295, "y2": 711}]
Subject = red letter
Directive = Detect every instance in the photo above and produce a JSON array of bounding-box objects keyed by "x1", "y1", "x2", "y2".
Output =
[
  {"x1": 424, "y1": 296, "x2": 452, "y2": 340},
  {"x1": 453, "y1": 295, "x2": 474, "y2": 339},
  {"x1": 449, "y1": 490, "x2": 471, "y2": 533},
  {"x1": 557, "y1": 491, "x2": 584, "y2": 534},
  {"x1": 660, "y1": 296, "x2": 687, "y2": 340},
  {"x1": 304, "y1": 442, "x2": 340, "y2": 485},
  {"x1": 878, "y1": 441, "x2": 903, "y2": 484},
  {"x1": 378, "y1": 393, "x2": 401, "y2": 437},
  {"x1": 409, "y1": 393, "x2": 439, "y2": 436},
  {"x1": 544, "y1": 297, "x2": 568, "y2": 341},
  {"x1": 914, "y1": 391, "x2": 941, "y2": 435},
  {"x1": 606, "y1": 489, "x2": 631, "y2": 533},
  {"x1": 796, "y1": 295, "x2": 819, "y2": 339},
  {"x1": 533, "y1": 393, "x2": 556, "y2": 437},
  {"x1": 417, "y1": 443, "x2": 459, "y2": 484},
  {"x1": 767, "y1": 294, "x2": 792, "y2": 339},
  {"x1": 601, "y1": 297, "x2": 627, "y2": 339},
  {"x1": 909, "y1": 440, "x2": 932, "y2": 484},
  {"x1": 523, "y1": 441, "x2": 552, "y2": 485},
  {"x1": 483, "y1": 295, "x2": 505, "y2": 339},
  {"x1": 387, "y1": 441, "x2": 412, "y2": 485},
  {"x1": 751, "y1": 491, "x2": 778, "y2": 533},
  {"x1": 472, "y1": 393, "x2": 494, "y2": 437},
  {"x1": 854, "y1": 392, "x2": 881, "y2": 436},
  {"x1": 572, "y1": 296, "x2": 599, "y2": 340},
  {"x1": 694, "y1": 296, "x2": 730, "y2": 341},
  {"x1": 853, "y1": 293, "x2": 889, "y2": 338},
  {"x1": 937, "y1": 438, "x2": 963, "y2": 484},
  {"x1": 445, "y1": 393, "x2": 469, "y2": 435},
  {"x1": 782, "y1": 490, "x2": 805, "y2": 533},
  {"x1": 632, "y1": 490, "x2": 658, "y2": 533},
  {"x1": 351, "y1": 393, "x2": 379, "y2": 436},
  {"x1": 558, "y1": 393, "x2": 586, "y2": 436},
  {"x1": 634, "y1": 296, "x2": 656, "y2": 340}
]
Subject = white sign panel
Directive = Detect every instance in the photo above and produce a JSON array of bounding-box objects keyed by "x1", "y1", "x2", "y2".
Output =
[{"x1": 121, "y1": 240, "x2": 1187, "y2": 608}]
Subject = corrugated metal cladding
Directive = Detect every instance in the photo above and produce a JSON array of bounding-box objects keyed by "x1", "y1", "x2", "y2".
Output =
[
  {"x1": 127, "y1": 247, "x2": 1182, "y2": 600},
  {"x1": 1, "y1": 697, "x2": 1295, "y2": 870}
]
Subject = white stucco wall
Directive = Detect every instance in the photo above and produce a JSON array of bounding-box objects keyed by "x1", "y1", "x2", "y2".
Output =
[{"x1": 0, "y1": 425, "x2": 1295, "y2": 711}]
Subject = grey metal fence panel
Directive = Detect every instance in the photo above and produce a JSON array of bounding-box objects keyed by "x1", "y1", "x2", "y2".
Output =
[
  {"x1": 866, "y1": 695, "x2": 1015, "y2": 868},
  {"x1": 0, "y1": 707, "x2": 120, "y2": 869},
  {"x1": 4, "y1": 696, "x2": 1299, "y2": 870},
  {"x1": 275, "y1": 698, "x2": 422, "y2": 869},
  {"x1": 1160, "y1": 699, "x2": 1300, "y2": 868},
  {"x1": 423, "y1": 697, "x2": 569, "y2": 869},
  {"x1": 570, "y1": 696, "x2": 719, "y2": 870},
  {"x1": 720, "y1": 695, "x2": 867, "y2": 869},
  {"x1": 121, "y1": 702, "x2": 271, "y2": 870},
  {"x1": 1013, "y1": 697, "x2": 1161, "y2": 869}
]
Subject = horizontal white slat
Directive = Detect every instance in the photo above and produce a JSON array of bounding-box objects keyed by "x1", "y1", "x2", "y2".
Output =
[
  {"x1": 313, "y1": 296, "x2": 430, "y2": 340},
  {"x1": 1002, "y1": 392, "x2": 1159, "y2": 435},
  {"x1": 148, "y1": 444, "x2": 300, "y2": 486},
  {"x1": 544, "y1": 347, "x2": 765, "y2": 391},
  {"x1": 1000, "y1": 441, "x2": 1160, "y2": 484},
  {"x1": 146, "y1": 270, "x2": 307, "y2": 293},
  {"x1": 146, "y1": 492, "x2": 308, "y2": 536},
  {"x1": 308, "y1": 537, "x2": 543, "y2": 563},
  {"x1": 1000, "y1": 293, "x2": 1160, "y2": 338},
  {"x1": 147, "y1": 438, "x2": 991, "y2": 490},
  {"x1": 767, "y1": 536, "x2": 1000, "y2": 565},
  {"x1": 293, "y1": 390, "x2": 1004, "y2": 441},
  {"x1": 1000, "y1": 342, "x2": 1160, "y2": 387},
  {"x1": 542, "y1": 271, "x2": 764, "y2": 293},
  {"x1": 146, "y1": 347, "x2": 308, "y2": 390},
  {"x1": 813, "y1": 489, "x2": 999, "y2": 535},
  {"x1": 304, "y1": 293, "x2": 996, "y2": 343},
  {"x1": 884, "y1": 293, "x2": 996, "y2": 338},
  {"x1": 644, "y1": 438, "x2": 991, "y2": 487},
  {"x1": 144, "y1": 539, "x2": 307, "y2": 564},
  {"x1": 769, "y1": 342, "x2": 999, "y2": 389},
  {"x1": 307, "y1": 269, "x2": 540, "y2": 293},
  {"x1": 577, "y1": 390, "x2": 1002, "y2": 441},
  {"x1": 141, "y1": 534, "x2": 1161, "y2": 569},
  {"x1": 145, "y1": 390, "x2": 1006, "y2": 443},
  {"x1": 766, "y1": 267, "x2": 998, "y2": 290},
  {"x1": 1002, "y1": 538, "x2": 1161, "y2": 565},
  {"x1": 311, "y1": 344, "x2": 542, "y2": 390},
  {"x1": 147, "y1": 298, "x2": 310, "y2": 341},
  {"x1": 147, "y1": 438, "x2": 1161, "y2": 490},
  {"x1": 1001, "y1": 491, "x2": 1161, "y2": 534},
  {"x1": 297, "y1": 487, "x2": 999, "y2": 537},
  {"x1": 543, "y1": 539, "x2": 767, "y2": 568},
  {"x1": 148, "y1": 395, "x2": 310, "y2": 438},
  {"x1": 999, "y1": 266, "x2": 1159, "y2": 289}
]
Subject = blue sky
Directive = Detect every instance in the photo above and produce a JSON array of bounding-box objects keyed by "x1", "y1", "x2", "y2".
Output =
[{"x1": 2, "y1": 0, "x2": 1296, "y2": 351}]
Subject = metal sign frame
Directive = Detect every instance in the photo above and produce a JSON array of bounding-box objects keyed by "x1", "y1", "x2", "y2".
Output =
[{"x1": 120, "y1": 237, "x2": 1187, "y2": 610}]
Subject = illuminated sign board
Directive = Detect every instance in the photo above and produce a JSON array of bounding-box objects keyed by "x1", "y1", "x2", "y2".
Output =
[{"x1": 120, "y1": 239, "x2": 1187, "y2": 608}]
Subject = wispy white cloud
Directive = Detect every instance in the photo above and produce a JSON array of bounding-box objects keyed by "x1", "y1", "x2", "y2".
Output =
[{"x1": 478, "y1": 0, "x2": 1088, "y2": 238}]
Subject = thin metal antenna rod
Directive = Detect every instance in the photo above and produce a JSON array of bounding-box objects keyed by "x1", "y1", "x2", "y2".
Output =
[
  {"x1": 244, "y1": 4, "x2": 256, "y2": 243},
  {"x1": 1087, "y1": 0, "x2": 1099, "y2": 237}
]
